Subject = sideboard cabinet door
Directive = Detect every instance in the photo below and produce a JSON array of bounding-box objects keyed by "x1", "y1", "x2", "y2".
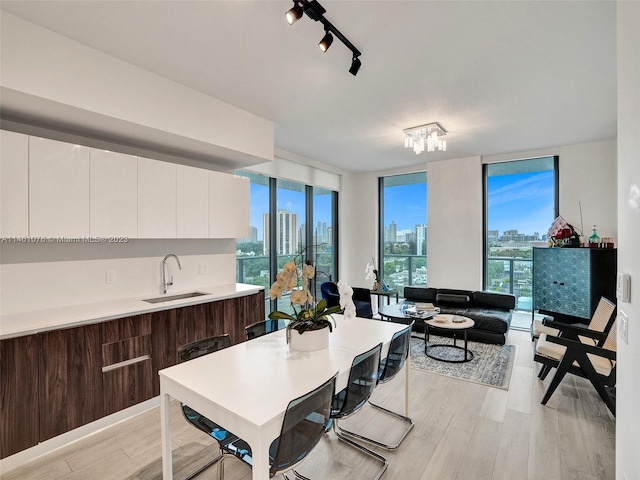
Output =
[{"x1": 533, "y1": 247, "x2": 617, "y2": 320}]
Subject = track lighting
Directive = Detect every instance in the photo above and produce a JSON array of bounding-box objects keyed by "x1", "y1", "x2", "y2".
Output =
[
  {"x1": 285, "y1": 3, "x2": 304, "y2": 25},
  {"x1": 349, "y1": 56, "x2": 361, "y2": 76},
  {"x1": 318, "y1": 30, "x2": 333, "y2": 52},
  {"x1": 284, "y1": 0, "x2": 362, "y2": 76}
]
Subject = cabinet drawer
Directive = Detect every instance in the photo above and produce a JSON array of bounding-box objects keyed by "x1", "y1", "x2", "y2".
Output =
[
  {"x1": 102, "y1": 358, "x2": 154, "y2": 415},
  {"x1": 102, "y1": 315, "x2": 151, "y2": 344},
  {"x1": 102, "y1": 335, "x2": 151, "y2": 367}
]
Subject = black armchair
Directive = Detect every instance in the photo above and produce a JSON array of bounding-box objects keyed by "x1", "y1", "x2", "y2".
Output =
[
  {"x1": 320, "y1": 282, "x2": 373, "y2": 318},
  {"x1": 534, "y1": 319, "x2": 617, "y2": 415}
]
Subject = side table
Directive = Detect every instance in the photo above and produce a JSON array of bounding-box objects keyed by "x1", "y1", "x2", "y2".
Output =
[{"x1": 425, "y1": 315, "x2": 475, "y2": 363}]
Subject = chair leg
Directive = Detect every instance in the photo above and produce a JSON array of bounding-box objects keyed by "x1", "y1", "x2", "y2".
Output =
[
  {"x1": 332, "y1": 420, "x2": 388, "y2": 480},
  {"x1": 541, "y1": 356, "x2": 574, "y2": 405},
  {"x1": 538, "y1": 364, "x2": 552, "y2": 379},
  {"x1": 334, "y1": 400, "x2": 414, "y2": 450},
  {"x1": 576, "y1": 356, "x2": 616, "y2": 416},
  {"x1": 184, "y1": 451, "x2": 222, "y2": 480}
]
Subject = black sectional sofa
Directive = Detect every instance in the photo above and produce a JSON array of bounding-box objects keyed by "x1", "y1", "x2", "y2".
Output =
[{"x1": 403, "y1": 287, "x2": 516, "y2": 345}]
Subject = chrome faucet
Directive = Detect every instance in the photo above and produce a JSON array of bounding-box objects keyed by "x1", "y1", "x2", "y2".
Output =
[{"x1": 161, "y1": 254, "x2": 182, "y2": 294}]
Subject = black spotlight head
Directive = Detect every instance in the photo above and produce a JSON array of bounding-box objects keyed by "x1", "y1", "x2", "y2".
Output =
[
  {"x1": 318, "y1": 31, "x2": 334, "y2": 52},
  {"x1": 349, "y1": 56, "x2": 361, "y2": 76},
  {"x1": 285, "y1": 3, "x2": 303, "y2": 25}
]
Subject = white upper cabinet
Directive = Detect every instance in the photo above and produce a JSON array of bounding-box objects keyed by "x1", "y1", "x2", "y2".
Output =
[
  {"x1": 90, "y1": 149, "x2": 138, "y2": 238},
  {"x1": 177, "y1": 164, "x2": 208, "y2": 238},
  {"x1": 209, "y1": 172, "x2": 250, "y2": 239},
  {"x1": 29, "y1": 137, "x2": 90, "y2": 237},
  {"x1": 137, "y1": 157, "x2": 177, "y2": 238},
  {"x1": 0, "y1": 130, "x2": 29, "y2": 237}
]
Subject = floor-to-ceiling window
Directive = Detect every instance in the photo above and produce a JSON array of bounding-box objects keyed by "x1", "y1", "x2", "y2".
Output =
[
  {"x1": 236, "y1": 172, "x2": 338, "y2": 317},
  {"x1": 484, "y1": 156, "x2": 558, "y2": 328},
  {"x1": 379, "y1": 172, "x2": 427, "y2": 296}
]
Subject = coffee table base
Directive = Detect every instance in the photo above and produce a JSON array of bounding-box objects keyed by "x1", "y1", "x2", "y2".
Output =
[
  {"x1": 425, "y1": 327, "x2": 474, "y2": 363},
  {"x1": 425, "y1": 343, "x2": 474, "y2": 363}
]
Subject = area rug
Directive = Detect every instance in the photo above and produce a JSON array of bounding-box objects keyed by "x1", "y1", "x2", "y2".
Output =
[{"x1": 409, "y1": 335, "x2": 517, "y2": 390}]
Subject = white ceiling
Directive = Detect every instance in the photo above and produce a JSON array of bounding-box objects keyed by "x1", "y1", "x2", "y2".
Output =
[{"x1": 0, "y1": 1, "x2": 617, "y2": 173}]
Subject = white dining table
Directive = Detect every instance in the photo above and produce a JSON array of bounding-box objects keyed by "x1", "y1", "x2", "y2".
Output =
[{"x1": 159, "y1": 315, "x2": 410, "y2": 480}]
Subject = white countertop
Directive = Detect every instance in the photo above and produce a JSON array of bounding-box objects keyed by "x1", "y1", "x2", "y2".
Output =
[{"x1": 0, "y1": 283, "x2": 264, "y2": 340}]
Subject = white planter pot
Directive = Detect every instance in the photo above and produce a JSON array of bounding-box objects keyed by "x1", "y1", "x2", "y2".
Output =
[{"x1": 288, "y1": 326, "x2": 329, "y2": 352}]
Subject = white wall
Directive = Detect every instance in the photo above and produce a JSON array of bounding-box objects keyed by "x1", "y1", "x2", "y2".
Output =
[
  {"x1": 616, "y1": 2, "x2": 640, "y2": 479},
  {"x1": 0, "y1": 12, "x2": 274, "y2": 168},
  {"x1": 0, "y1": 240, "x2": 236, "y2": 315},
  {"x1": 484, "y1": 139, "x2": 618, "y2": 242}
]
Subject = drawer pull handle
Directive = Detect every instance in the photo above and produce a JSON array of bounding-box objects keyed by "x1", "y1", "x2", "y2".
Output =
[{"x1": 102, "y1": 354, "x2": 151, "y2": 372}]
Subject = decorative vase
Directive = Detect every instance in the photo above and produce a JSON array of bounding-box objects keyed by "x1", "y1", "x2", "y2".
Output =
[
  {"x1": 372, "y1": 281, "x2": 380, "y2": 291},
  {"x1": 288, "y1": 326, "x2": 329, "y2": 351}
]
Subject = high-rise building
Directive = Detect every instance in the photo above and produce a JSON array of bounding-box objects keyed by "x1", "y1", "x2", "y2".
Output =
[
  {"x1": 238, "y1": 226, "x2": 258, "y2": 244},
  {"x1": 389, "y1": 221, "x2": 397, "y2": 242},
  {"x1": 416, "y1": 224, "x2": 427, "y2": 255},
  {"x1": 277, "y1": 210, "x2": 298, "y2": 254}
]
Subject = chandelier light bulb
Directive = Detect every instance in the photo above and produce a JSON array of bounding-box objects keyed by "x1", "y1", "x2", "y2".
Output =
[{"x1": 403, "y1": 122, "x2": 448, "y2": 155}]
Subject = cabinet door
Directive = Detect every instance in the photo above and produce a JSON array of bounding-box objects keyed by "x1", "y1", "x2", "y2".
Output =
[
  {"x1": 0, "y1": 130, "x2": 29, "y2": 237},
  {"x1": 177, "y1": 164, "x2": 208, "y2": 238},
  {"x1": 90, "y1": 149, "x2": 138, "y2": 238},
  {"x1": 175, "y1": 303, "x2": 213, "y2": 347},
  {"x1": 150, "y1": 309, "x2": 177, "y2": 395},
  {"x1": 29, "y1": 137, "x2": 90, "y2": 237},
  {"x1": 39, "y1": 324, "x2": 103, "y2": 442},
  {"x1": 0, "y1": 335, "x2": 39, "y2": 458},
  {"x1": 209, "y1": 171, "x2": 250, "y2": 239},
  {"x1": 137, "y1": 157, "x2": 176, "y2": 238}
]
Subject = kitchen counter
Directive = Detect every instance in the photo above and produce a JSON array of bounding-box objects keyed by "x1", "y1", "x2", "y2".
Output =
[{"x1": 0, "y1": 283, "x2": 264, "y2": 340}]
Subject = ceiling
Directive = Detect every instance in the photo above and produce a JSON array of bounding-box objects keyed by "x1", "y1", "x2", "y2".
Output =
[{"x1": 0, "y1": 1, "x2": 617, "y2": 173}]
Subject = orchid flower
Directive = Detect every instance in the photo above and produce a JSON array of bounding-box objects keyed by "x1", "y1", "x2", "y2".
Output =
[{"x1": 337, "y1": 280, "x2": 356, "y2": 319}]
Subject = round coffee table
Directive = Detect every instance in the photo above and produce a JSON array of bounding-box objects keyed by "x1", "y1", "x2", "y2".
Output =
[
  {"x1": 378, "y1": 303, "x2": 435, "y2": 326},
  {"x1": 425, "y1": 314, "x2": 475, "y2": 363}
]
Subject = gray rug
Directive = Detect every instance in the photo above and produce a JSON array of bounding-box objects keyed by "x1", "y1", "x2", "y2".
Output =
[{"x1": 410, "y1": 335, "x2": 517, "y2": 390}]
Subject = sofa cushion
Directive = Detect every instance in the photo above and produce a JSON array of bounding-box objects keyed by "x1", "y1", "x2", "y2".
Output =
[
  {"x1": 463, "y1": 308, "x2": 511, "y2": 334},
  {"x1": 403, "y1": 287, "x2": 437, "y2": 303},
  {"x1": 473, "y1": 291, "x2": 516, "y2": 310},
  {"x1": 436, "y1": 293, "x2": 471, "y2": 306}
]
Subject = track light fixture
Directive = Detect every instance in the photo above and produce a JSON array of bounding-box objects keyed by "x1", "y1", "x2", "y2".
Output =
[
  {"x1": 349, "y1": 56, "x2": 361, "y2": 76},
  {"x1": 285, "y1": 0, "x2": 362, "y2": 76},
  {"x1": 318, "y1": 30, "x2": 333, "y2": 52},
  {"x1": 285, "y1": 3, "x2": 303, "y2": 25}
]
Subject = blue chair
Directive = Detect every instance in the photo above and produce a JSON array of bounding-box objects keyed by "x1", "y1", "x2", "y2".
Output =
[
  {"x1": 217, "y1": 373, "x2": 337, "y2": 479},
  {"x1": 330, "y1": 343, "x2": 387, "y2": 480},
  {"x1": 320, "y1": 281, "x2": 374, "y2": 318},
  {"x1": 177, "y1": 335, "x2": 242, "y2": 480},
  {"x1": 335, "y1": 323, "x2": 415, "y2": 449}
]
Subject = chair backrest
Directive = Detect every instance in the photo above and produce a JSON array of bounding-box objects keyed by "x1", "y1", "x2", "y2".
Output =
[
  {"x1": 352, "y1": 287, "x2": 374, "y2": 318},
  {"x1": 245, "y1": 319, "x2": 289, "y2": 341},
  {"x1": 602, "y1": 319, "x2": 617, "y2": 354},
  {"x1": 177, "y1": 334, "x2": 232, "y2": 363},
  {"x1": 270, "y1": 374, "x2": 336, "y2": 477},
  {"x1": 321, "y1": 282, "x2": 340, "y2": 308},
  {"x1": 588, "y1": 297, "x2": 616, "y2": 333},
  {"x1": 378, "y1": 324, "x2": 413, "y2": 383},
  {"x1": 332, "y1": 343, "x2": 382, "y2": 418}
]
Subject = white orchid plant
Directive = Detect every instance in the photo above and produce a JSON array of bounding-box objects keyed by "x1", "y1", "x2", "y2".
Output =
[
  {"x1": 365, "y1": 256, "x2": 380, "y2": 283},
  {"x1": 268, "y1": 250, "x2": 356, "y2": 335}
]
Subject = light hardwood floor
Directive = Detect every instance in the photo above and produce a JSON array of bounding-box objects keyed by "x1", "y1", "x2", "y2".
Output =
[{"x1": 1, "y1": 330, "x2": 615, "y2": 480}]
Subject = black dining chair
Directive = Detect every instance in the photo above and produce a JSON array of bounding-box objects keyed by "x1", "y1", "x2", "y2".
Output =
[
  {"x1": 335, "y1": 323, "x2": 414, "y2": 449},
  {"x1": 245, "y1": 318, "x2": 290, "y2": 341},
  {"x1": 217, "y1": 373, "x2": 337, "y2": 480},
  {"x1": 177, "y1": 334, "x2": 242, "y2": 480},
  {"x1": 329, "y1": 342, "x2": 387, "y2": 480}
]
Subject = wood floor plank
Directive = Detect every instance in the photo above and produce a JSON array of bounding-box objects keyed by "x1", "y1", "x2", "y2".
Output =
[
  {"x1": 479, "y1": 386, "x2": 509, "y2": 423},
  {"x1": 507, "y1": 365, "x2": 534, "y2": 414},
  {"x1": 456, "y1": 417, "x2": 502, "y2": 480},
  {"x1": 420, "y1": 426, "x2": 471, "y2": 479},
  {"x1": 492, "y1": 409, "x2": 530, "y2": 480}
]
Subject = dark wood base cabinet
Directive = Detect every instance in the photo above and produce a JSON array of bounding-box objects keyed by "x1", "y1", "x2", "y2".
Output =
[{"x1": 0, "y1": 290, "x2": 265, "y2": 459}]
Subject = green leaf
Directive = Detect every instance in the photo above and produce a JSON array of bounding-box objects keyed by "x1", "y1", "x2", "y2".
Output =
[{"x1": 268, "y1": 311, "x2": 294, "y2": 320}]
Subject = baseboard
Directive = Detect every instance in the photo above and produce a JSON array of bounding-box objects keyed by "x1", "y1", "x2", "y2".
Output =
[{"x1": 0, "y1": 397, "x2": 160, "y2": 475}]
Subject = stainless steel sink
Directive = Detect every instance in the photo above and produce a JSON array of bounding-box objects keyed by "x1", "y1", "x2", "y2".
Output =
[{"x1": 143, "y1": 291, "x2": 210, "y2": 304}]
